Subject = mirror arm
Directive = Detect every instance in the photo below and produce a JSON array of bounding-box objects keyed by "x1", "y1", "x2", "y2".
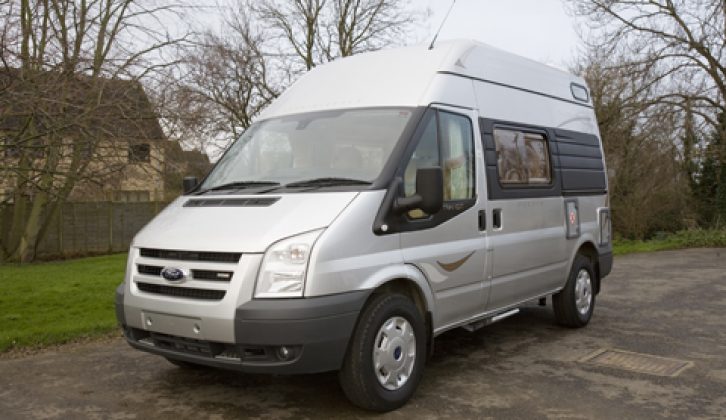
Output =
[{"x1": 393, "y1": 195, "x2": 422, "y2": 214}]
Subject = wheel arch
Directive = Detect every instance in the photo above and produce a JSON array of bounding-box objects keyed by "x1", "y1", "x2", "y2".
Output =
[
  {"x1": 357, "y1": 267, "x2": 436, "y2": 358},
  {"x1": 575, "y1": 241, "x2": 601, "y2": 294}
]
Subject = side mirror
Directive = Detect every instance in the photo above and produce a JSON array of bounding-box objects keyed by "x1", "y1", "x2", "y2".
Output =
[
  {"x1": 394, "y1": 167, "x2": 444, "y2": 215},
  {"x1": 182, "y1": 176, "x2": 198, "y2": 194}
]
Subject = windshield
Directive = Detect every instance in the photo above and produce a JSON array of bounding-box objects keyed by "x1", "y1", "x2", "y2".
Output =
[{"x1": 200, "y1": 108, "x2": 414, "y2": 192}]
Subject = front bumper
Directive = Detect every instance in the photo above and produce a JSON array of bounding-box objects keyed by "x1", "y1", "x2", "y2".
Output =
[{"x1": 117, "y1": 288, "x2": 370, "y2": 374}]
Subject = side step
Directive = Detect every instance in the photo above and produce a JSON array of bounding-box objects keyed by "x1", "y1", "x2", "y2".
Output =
[{"x1": 461, "y1": 308, "x2": 520, "y2": 333}]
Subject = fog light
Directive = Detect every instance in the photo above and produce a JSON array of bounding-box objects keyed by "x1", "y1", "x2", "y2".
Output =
[{"x1": 277, "y1": 346, "x2": 292, "y2": 361}]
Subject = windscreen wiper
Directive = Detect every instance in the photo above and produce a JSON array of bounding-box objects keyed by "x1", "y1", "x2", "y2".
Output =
[
  {"x1": 195, "y1": 181, "x2": 281, "y2": 195},
  {"x1": 284, "y1": 177, "x2": 372, "y2": 188}
]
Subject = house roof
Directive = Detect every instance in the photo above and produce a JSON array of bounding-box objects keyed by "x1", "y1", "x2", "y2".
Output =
[{"x1": 0, "y1": 69, "x2": 165, "y2": 141}]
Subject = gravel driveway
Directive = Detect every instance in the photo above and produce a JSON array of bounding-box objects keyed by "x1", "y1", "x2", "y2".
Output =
[{"x1": 1, "y1": 248, "x2": 725, "y2": 419}]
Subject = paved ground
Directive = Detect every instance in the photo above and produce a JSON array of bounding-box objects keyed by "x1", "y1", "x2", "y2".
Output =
[{"x1": 1, "y1": 248, "x2": 725, "y2": 419}]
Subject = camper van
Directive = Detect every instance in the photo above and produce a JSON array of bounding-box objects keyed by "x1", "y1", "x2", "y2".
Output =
[{"x1": 115, "y1": 40, "x2": 612, "y2": 411}]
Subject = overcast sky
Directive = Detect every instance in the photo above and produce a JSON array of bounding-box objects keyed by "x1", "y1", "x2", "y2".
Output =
[
  {"x1": 198, "y1": 0, "x2": 585, "y2": 69},
  {"x1": 414, "y1": 0, "x2": 583, "y2": 70}
]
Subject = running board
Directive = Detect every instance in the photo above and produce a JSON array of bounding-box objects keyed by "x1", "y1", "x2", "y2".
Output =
[{"x1": 461, "y1": 308, "x2": 520, "y2": 332}]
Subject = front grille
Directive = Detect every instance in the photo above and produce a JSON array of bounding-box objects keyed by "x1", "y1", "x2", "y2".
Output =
[
  {"x1": 137, "y1": 264, "x2": 162, "y2": 276},
  {"x1": 191, "y1": 269, "x2": 234, "y2": 281},
  {"x1": 140, "y1": 248, "x2": 241, "y2": 263},
  {"x1": 136, "y1": 264, "x2": 233, "y2": 281},
  {"x1": 136, "y1": 282, "x2": 226, "y2": 300},
  {"x1": 149, "y1": 332, "x2": 225, "y2": 357}
]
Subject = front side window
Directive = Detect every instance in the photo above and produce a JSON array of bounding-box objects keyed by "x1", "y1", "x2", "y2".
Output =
[
  {"x1": 403, "y1": 110, "x2": 475, "y2": 219},
  {"x1": 201, "y1": 108, "x2": 414, "y2": 190},
  {"x1": 493, "y1": 128, "x2": 551, "y2": 185}
]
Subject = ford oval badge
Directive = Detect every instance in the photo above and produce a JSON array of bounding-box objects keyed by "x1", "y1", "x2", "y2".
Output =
[{"x1": 161, "y1": 267, "x2": 187, "y2": 282}]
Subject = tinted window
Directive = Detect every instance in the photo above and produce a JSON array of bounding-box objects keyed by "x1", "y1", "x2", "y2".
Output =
[
  {"x1": 201, "y1": 108, "x2": 413, "y2": 189},
  {"x1": 493, "y1": 129, "x2": 551, "y2": 185},
  {"x1": 440, "y1": 112, "x2": 475, "y2": 200},
  {"x1": 403, "y1": 110, "x2": 475, "y2": 219}
]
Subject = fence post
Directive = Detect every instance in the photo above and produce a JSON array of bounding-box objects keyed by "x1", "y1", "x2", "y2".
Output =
[
  {"x1": 58, "y1": 204, "x2": 63, "y2": 255},
  {"x1": 70, "y1": 202, "x2": 76, "y2": 257},
  {"x1": 108, "y1": 201, "x2": 114, "y2": 253}
]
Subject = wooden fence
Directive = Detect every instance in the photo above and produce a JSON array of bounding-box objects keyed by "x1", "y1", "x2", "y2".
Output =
[{"x1": 1, "y1": 201, "x2": 169, "y2": 259}]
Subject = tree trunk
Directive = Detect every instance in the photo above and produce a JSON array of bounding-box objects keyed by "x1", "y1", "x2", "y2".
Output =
[{"x1": 13, "y1": 191, "x2": 48, "y2": 263}]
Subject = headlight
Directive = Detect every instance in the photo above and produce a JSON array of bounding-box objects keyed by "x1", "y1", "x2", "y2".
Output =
[{"x1": 255, "y1": 229, "x2": 323, "y2": 298}]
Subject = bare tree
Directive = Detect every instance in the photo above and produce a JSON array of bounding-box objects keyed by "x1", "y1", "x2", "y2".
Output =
[
  {"x1": 159, "y1": 8, "x2": 277, "y2": 158},
  {"x1": 253, "y1": 0, "x2": 419, "y2": 73},
  {"x1": 254, "y1": 0, "x2": 327, "y2": 72},
  {"x1": 567, "y1": 0, "x2": 725, "y2": 148},
  {"x1": 575, "y1": 51, "x2": 693, "y2": 238},
  {"x1": 330, "y1": 0, "x2": 417, "y2": 58},
  {"x1": 0, "y1": 1, "x2": 188, "y2": 262},
  {"x1": 568, "y1": 0, "x2": 726, "y2": 229},
  {"x1": 165, "y1": 0, "x2": 421, "y2": 157}
]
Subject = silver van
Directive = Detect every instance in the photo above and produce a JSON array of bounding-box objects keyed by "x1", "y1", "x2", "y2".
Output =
[{"x1": 116, "y1": 40, "x2": 613, "y2": 411}]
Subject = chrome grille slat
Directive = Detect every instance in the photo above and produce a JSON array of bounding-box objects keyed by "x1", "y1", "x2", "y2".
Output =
[
  {"x1": 136, "y1": 282, "x2": 226, "y2": 300},
  {"x1": 137, "y1": 264, "x2": 162, "y2": 276},
  {"x1": 139, "y1": 248, "x2": 241, "y2": 263},
  {"x1": 135, "y1": 264, "x2": 233, "y2": 282},
  {"x1": 191, "y1": 269, "x2": 234, "y2": 281}
]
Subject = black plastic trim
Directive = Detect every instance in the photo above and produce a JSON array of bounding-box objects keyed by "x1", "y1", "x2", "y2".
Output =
[
  {"x1": 570, "y1": 83, "x2": 590, "y2": 102},
  {"x1": 184, "y1": 197, "x2": 280, "y2": 207},
  {"x1": 237, "y1": 290, "x2": 369, "y2": 373},
  {"x1": 121, "y1": 290, "x2": 371, "y2": 374},
  {"x1": 139, "y1": 248, "x2": 241, "y2": 263},
  {"x1": 236, "y1": 291, "x2": 369, "y2": 320},
  {"x1": 374, "y1": 108, "x2": 477, "y2": 234},
  {"x1": 136, "y1": 282, "x2": 226, "y2": 300},
  {"x1": 480, "y1": 118, "x2": 607, "y2": 199},
  {"x1": 480, "y1": 119, "x2": 562, "y2": 200},
  {"x1": 115, "y1": 283, "x2": 126, "y2": 325},
  {"x1": 598, "y1": 250, "x2": 613, "y2": 279}
]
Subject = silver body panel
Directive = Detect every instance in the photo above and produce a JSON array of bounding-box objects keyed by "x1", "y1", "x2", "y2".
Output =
[
  {"x1": 123, "y1": 251, "x2": 262, "y2": 343},
  {"x1": 120, "y1": 41, "x2": 610, "y2": 348}
]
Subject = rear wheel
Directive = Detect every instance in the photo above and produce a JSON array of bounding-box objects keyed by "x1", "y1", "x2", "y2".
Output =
[
  {"x1": 338, "y1": 293, "x2": 426, "y2": 411},
  {"x1": 553, "y1": 254, "x2": 595, "y2": 327}
]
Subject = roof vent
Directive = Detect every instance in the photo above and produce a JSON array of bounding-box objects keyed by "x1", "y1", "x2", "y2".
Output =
[{"x1": 184, "y1": 197, "x2": 280, "y2": 208}]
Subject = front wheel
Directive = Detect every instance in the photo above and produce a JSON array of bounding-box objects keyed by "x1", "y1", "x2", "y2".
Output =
[
  {"x1": 338, "y1": 293, "x2": 427, "y2": 411},
  {"x1": 553, "y1": 254, "x2": 596, "y2": 327}
]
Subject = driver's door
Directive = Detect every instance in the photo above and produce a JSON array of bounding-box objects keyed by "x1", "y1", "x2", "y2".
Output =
[{"x1": 398, "y1": 107, "x2": 489, "y2": 329}]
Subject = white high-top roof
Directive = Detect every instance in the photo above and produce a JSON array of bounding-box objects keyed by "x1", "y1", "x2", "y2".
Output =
[{"x1": 259, "y1": 40, "x2": 590, "y2": 120}]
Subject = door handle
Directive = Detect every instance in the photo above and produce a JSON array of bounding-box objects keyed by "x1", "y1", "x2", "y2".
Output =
[
  {"x1": 478, "y1": 210, "x2": 486, "y2": 231},
  {"x1": 493, "y1": 208, "x2": 502, "y2": 230}
]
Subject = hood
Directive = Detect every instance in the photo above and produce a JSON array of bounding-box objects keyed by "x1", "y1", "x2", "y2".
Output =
[{"x1": 133, "y1": 192, "x2": 359, "y2": 253}]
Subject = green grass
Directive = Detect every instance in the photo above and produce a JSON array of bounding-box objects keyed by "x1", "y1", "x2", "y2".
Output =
[
  {"x1": 613, "y1": 229, "x2": 726, "y2": 256},
  {"x1": 0, "y1": 253, "x2": 127, "y2": 353},
  {"x1": 0, "y1": 229, "x2": 725, "y2": 353}
]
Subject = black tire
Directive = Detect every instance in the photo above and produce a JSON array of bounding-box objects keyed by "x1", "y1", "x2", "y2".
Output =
[
  {"x1": 553, "y1": 254, "x2": 596, "y2": 328},
  {"x1": 165, "y1": 357, "x2": 205, "y2": 369},
  {"x1": 338, "y1": 293, "x2": 427, "y2": 412}
]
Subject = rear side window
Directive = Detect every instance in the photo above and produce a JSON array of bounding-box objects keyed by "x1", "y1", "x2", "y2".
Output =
[{"x1": 493, "y1": 128, "x2": 551, "y2": 186}]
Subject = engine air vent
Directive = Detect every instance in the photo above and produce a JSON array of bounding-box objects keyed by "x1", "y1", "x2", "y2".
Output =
[{"x1": 184, "y1": 197, "x2": 280, "y2": 208}]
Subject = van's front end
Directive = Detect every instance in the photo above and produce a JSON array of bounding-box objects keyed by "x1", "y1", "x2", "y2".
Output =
[{"x1": 115, "y1": 107, "x2": 423, "y2": 375}]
